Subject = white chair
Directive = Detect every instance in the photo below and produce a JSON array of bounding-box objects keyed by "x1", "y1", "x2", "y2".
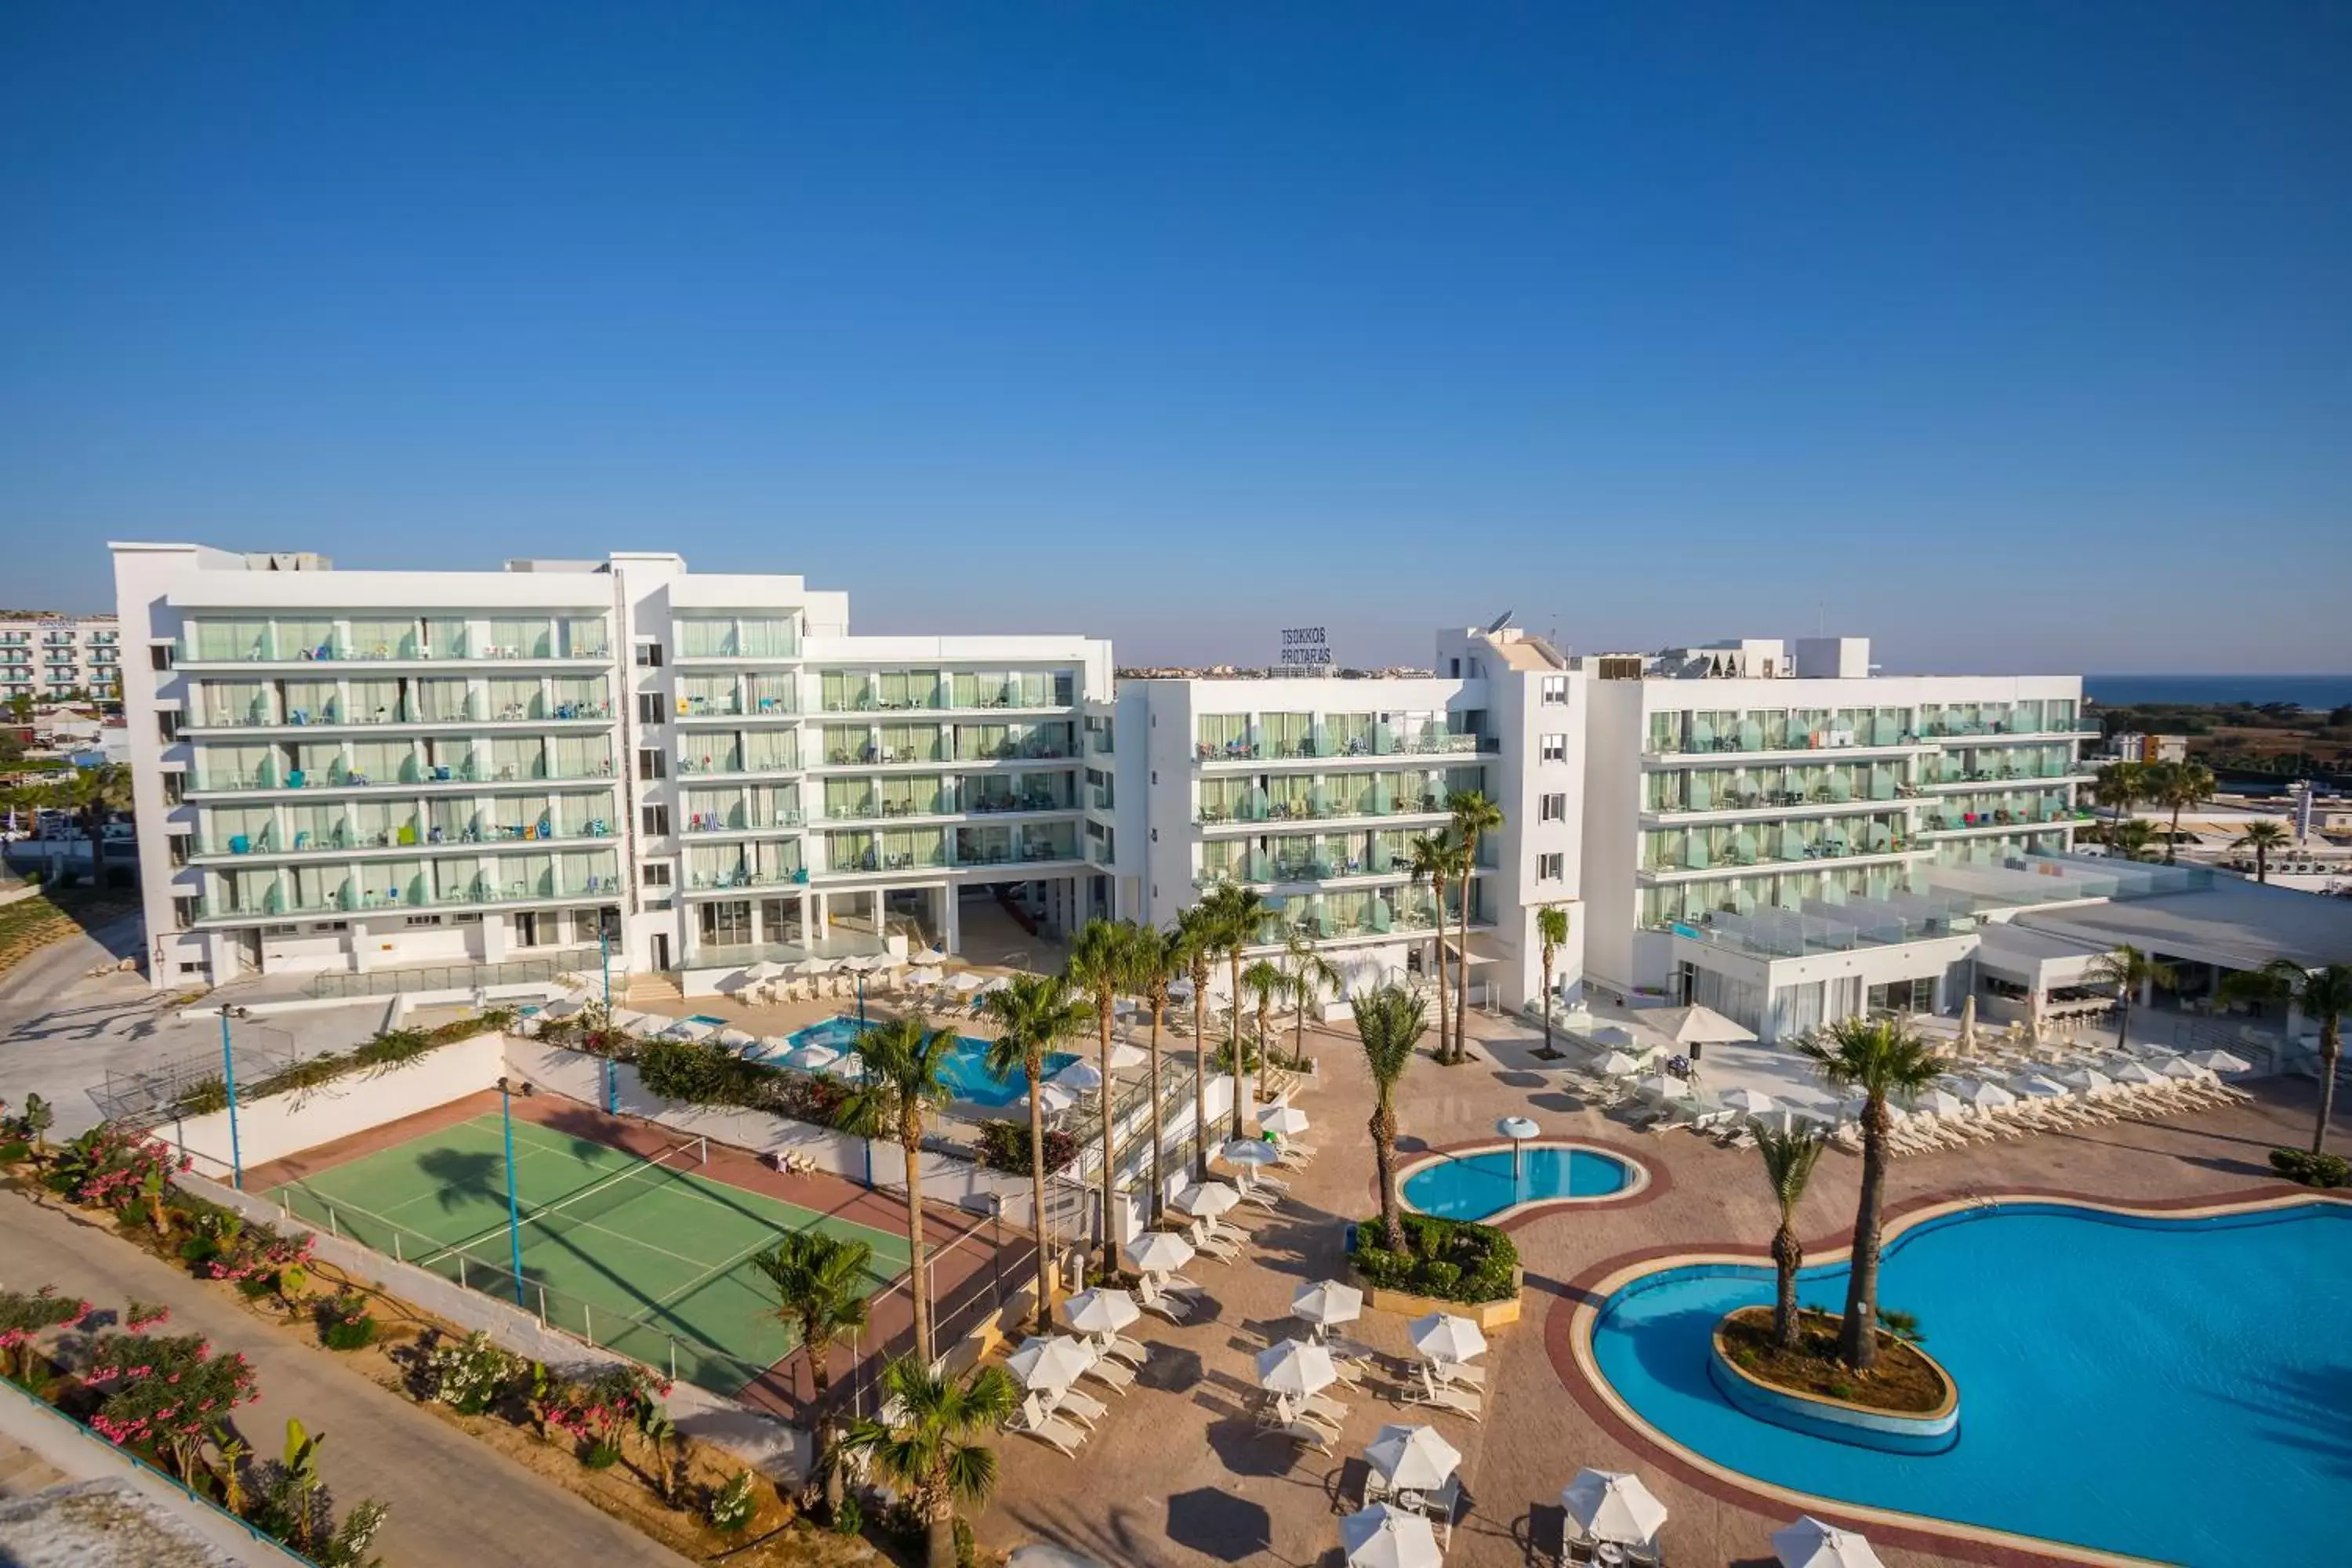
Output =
[
  {"x1": 1049, "y1": 1385, "x2": 1110, "y2": 1428},
  {"x1": 1403, "y1": 1364, "x2": 1482, "y2": 1421},
  {"x1": 1135, "y1": 1277, "x2": 1192, "y2": 1323},
  {"x1": 1428, "y1": 1358, "x2": 1485, "y2": 1389},
  {"x1": 1080, "y1": 1355, "x2": 1134, "y2": 1395},
  {"x1": 1007, "y1": 1396, "x2": 1088, "y2": 1456}
]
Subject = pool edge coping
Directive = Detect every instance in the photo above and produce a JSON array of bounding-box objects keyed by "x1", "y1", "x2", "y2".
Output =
[
  {"x1": 1396, "y1": 1138, "x2": 1656, "y2": 1225},
  {"x1": 1552, "y1": 1185, "x2": 2352, "y2": 1568}
]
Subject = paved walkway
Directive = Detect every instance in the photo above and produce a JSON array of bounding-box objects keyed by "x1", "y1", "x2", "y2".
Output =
[{"x1": 0, "y1": 1192, "x2": 691, "y2": 1568}]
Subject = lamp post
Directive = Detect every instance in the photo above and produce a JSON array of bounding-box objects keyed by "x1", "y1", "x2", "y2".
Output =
[
  {"x1": 599, "y1": 922, "x2": 619, "y2": 1114},
  {"x1": 217, "y1": 1005, "x2": 246, "y2": 1189},
  {"x1": 1497, "y1": 1115, "x2": 1540, "y2": 1184},
  {"x1": 497, "y1": 1076, "x2": 534, "y2": 1305}
]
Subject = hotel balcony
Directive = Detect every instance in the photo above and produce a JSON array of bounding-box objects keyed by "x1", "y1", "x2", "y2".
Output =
[
  {"x1": 180, "y1": 701, "x2": 615, "y2": 737},
  {"x1": 675, "y1": 752, "x2": 802, "y2": 780},
  {"x1": 1196, "y1": 792, "x2": 1454, "y2": 831},
  {"x1": 1915, "y1": 808, "x2": 2095, "y2": 837},
  {"x1": 191, "y1": 869, "x2": 625, "y2": 929},
  {"x1": 176, "y1": 635, "x2": 612, "y2": 670},
  {"x1": 1638, "y1": 789, "x2": 1908, "y2": 826},
  {"x1": 681, "y1": 809, "x2": 808, "y2": 836},
  {"x1": 183, "y1": 819, "x2": 619, "y2": 866},
  {"x1": 1636, "y1": 841, "x2": 1927, "y2": 884},
  {"x1": 183, "y1": 763, "x2": 618, "y2": 801},
  {"x1": 1194, "y1": 730, "x2": 1494, "y2": 768}
]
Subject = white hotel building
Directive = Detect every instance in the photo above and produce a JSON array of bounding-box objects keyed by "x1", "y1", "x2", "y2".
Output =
[
  {"x1": 0, "y1": 613, "x2": 122, "y2": 704},
  {"x1": 115, "y1": 543, "x2": 2101, "y2": 1044}
]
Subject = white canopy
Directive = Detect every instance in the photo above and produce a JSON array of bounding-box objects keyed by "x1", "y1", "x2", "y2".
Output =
[
  {"x1": 909, "y1": 946, "x2": 949, "y2": 966},
  {"x1": 1592, "y1": 1050, "x2": 1644, "y2": 1077},
  {"x1": 1645, "y1": 1004, "x2": 1758, "y2": 1047},
  {"x1": 839, "y1": 953, "x2": 894, "y2": 973},
  {"x1": 1292, "y1": 1279, "x2": 1363, "y2": 1327},
  {"x1": 1062, "y1": 1287, "x2": 1140, "y2": 1338},
  {"x1": 2111, "y1": 1061, "x2": 2169, "y2": 1086},
  {"x1": 789, "y1": 956, "x2": 837, "y2": 976},
  {"x1": 1910, "y1": 1088, "x2": 1966, "y2": 1118},
  {"x1": 1773, "y1": 1516, "x2": 1888, "y2": 1568},
  {"x1": 2185, "y1": 1048, "x2": 2252, "y2": 1073},
  {"x1": 1341, "y1": 1504, "x2": 1443, "y2": 1568},
  {"x1": 1633, "y1": 1073, "x2": 1688, "y2": 1103},
  {"x1": 1173, "y1": 1181, "x2": 1242, "y2": 1219},
  {"x1": 2058, "y1": 1067, "x2": 2115, "y2": 1095},
  {"x1": 1220, "y1": 1138, "x2": 1281, "y2": 1167},
  {"x1": 818, "y1": 1051, "x2": 866, "y2": 1080},
  {"x1": 1051, "y1": 1060, "x2": 1104, "y2": 1093},
  {"x1": 744, "y1": 960, "x2": 789, "y2": 981},
  {"x1": 946, "y1": 971, "x2": 989, "y2": 993},
  {"x1": 1497, "y1": 1114, "x2": 1541, "y2": 1140},
  {"x1": 1363, "y1": 1423, "x2": 1461, "y2": 1490},
  {"x1": 1004, "y1": 1335, "x2": 1095, "y2": 1392},
  {"x1": 1960, "y1": 1080, "x2": 2017, "y2": 1109},
  {"x1": 975, "y1": 975, "x2": 1012, "y2": 995},
  {"x1": 1027, "y1": 1082, "x2": 1080, "y2": 1116},
  {"x1": 1261, "y1": 1105, "x2": 1311, "y2": 1137},
  {"x1": 1407, "y1": 1312, "x2": 1487, "y2": 1364},
  {"x1": 1561, "y1": 1469, "x2": 1669, "y2": 1546},
  {"x1": 1719, "y1": 1087, "x2": 1777, "y2": 1116},
  {"x1": 906, "y1": 965, "x2": 946, "y2": 987},
  {"x1": 1123, "y1": 1231, "x2": 1196, "y2": 1276},
  {"x1": 1254, "y1": 1338, "x2": 1338, "y2": 1396},
  {"x1": 1107, "y1": 1042, "x2": 1149, "y2": 1073}
]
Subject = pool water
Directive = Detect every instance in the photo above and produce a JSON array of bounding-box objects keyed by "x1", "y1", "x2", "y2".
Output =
[
  {"x1": 1402, "y1": 1144, "x2": 1633, "y2": 1220},
  {"x1": 779, "y1": 1015, "x2": 1079, "y2": 1109},
  {"x1": 1589, "y1": 1202, "x2": 2352, "y2": 1566},
  {"x1": 686, "y1": 1014, "x2": 729, "y2": 1028}
]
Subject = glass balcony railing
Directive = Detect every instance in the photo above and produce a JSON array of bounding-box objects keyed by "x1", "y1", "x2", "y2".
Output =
[
  {"x1": 191, "y1": 818, "x2": 617, "y2": 857},
  {"x1": 682, "y1": 809, "x2": 804, "y2": 833},
  {"x1": 198, "y1": 873, "x2": 625, "y2": 922},
  {"x1": 683, "y1": 865, "x2": 806, "y2": 891},
  {"x1": 191, "y1": 760, "x2": 617, "y2": 792}
]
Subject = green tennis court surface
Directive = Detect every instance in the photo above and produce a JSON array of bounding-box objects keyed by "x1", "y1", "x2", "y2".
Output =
[{"x1": 267, "y1": 1114, "x2": 907, "y2": 1393}]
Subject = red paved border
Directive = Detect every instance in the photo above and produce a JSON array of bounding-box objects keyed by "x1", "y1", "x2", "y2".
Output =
[
  {"x1": 1541, "y1": 1181, "x2": 2348, "y2": 1566},
  {"x1": 1365, "y1": 1132, "x2": 1671, "y2": 1229}
]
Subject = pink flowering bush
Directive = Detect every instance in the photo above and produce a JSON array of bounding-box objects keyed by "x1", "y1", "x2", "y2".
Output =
[
  {"x1": 544, "y1": 1363, "x2": 670, "y2": 1469},
  {"x1": 49, "y1": 1124, "x2": 191, "y2": 1233},
  {"x1": 85, "y1": 1329, "x2": 259, "y2": 1481},
  {"x1": 0, "y1": 1287, "x2": 93, "y2": 1381}
]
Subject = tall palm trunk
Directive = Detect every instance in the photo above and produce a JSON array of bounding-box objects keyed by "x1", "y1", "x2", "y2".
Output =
[
  {"x1": 1024, "y1": 1058, "x2": 1053, "y2": 1333},
  {"x1": 2256, "y1": 843, "x2": 2270, "y2": 884},
  {"x1": 923, "y1": 1479, "x2": 955, "y2": 1568},
  {"x1": 1190, "y1": 961, "x2": 1211, "y2": 1180},
  {"x1": 1430, "y1": 870, "x2": 1452, "y2": 1062},
  {"x1": 1228, "y1": 949, "x2": 1249, "y2": 1137},
  {"x1": 901, "y1": 1116, "x2": 932, "y2": 1365},
  {"x1": 1454, "y1": 847, "x2": 1475, "y2": 1064},
  {"x1": 1839, "y1": 1097, "x2": 1890, "y2": 1371},
  {"x1": 1097, "y1": 993, "x2": 1118, "y2": 1273},
  {"x1": 2114, "y1": 983, "x2": 2134, "y2": 1051},
  {"x1": 1539, "y1": 950, "x2": 1556, "y2": 1058},
  {"x1": 1146, "y1": 1003, "x2": 1166, "y2": 1224},
  {"x1": 1770, "y1": 1221, "x2": 1802, "y2": 1349},
  {"x1": 1370, "y1": 1092, "x2": 1403, "y2": 1250},
  {"x1": 2314, "y1": 1020, "x2": 2341, "y2": 1156},
  {"x1": 2167, "y1": 800, "x2": 2184, "y2": 863}
]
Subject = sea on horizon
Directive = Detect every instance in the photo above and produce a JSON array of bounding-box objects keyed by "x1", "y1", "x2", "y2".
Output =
[{"x1": 2083, "y1": 674, "x2": 2352, "y2": 711}]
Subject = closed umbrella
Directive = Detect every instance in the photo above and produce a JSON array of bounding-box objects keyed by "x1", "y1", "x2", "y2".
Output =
[
  {"x1": 1341, "y1": 1504, "x2": 1443, "y2": 1568},
  {"x1": 1005, "y1": 1335, "x2": 1095, "y2": 1392},
  {"x1": 1254, "y1": 1338, "x2": 1337, "y2": 1396},
  {"x1": 1123, "y1": 1231, "x2": 1196, "y2": 1276},
  {"x1": 1956, "y1": 994, "x2": 1978, "y2": 1056},
  {"x1": 1173, "y1": 1181, "x2": 1241, "y2": 1219},
  {"x1": 1561, "y1": 1469, "x2": 1669, "y2": 1546},
  {"x1": 1773, "y1": 1516, "x2": 1887, "y2": 1568},
  {"x1": 1292, "y1": 1279, "x2": 1363, "y2": 1330},
  {"x1": 1062, "y1": 1287, "x2": 1140, "y2": 1339},
  {"x1": 1261, "y1": 1105, "x2": 1311, "y2": 1137},
  {"x1": 1363, "y1": 1424, "x2": 1461, "y2": 1491},
  {"x1": 1407, "y1": 1312, "x2": 1486, "y2": 1364}
]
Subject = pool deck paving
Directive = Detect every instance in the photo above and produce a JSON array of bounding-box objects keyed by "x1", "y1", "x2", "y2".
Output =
[{"x1": 974, "y1": 1007, "x2": 2345, "y2": 1568}]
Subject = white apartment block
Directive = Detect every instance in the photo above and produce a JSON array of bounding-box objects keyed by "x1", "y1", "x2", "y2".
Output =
[
  {"x1": 114, "y1": 544, "x2": 1114, "y2": 991},
  {"x1": 0, "y1": 613, "x2": 122, "y2": 703},
  {"x1": 1577, "y1": 635, "x2": 2096, "y2": 1040}
]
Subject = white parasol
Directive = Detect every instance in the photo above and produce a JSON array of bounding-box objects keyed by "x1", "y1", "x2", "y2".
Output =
[
  {"x1": 818, "y1": 1051, "x2": 866, "y2": 1080},
  {"x1": 1254, "y1": 1338, "x2": 1337, "y2": 1396},
  {"x1": 2185, "y1": 1048, "x2": 2252, "y2": 1073},
  {"x1": 790, "y1": 956, "x2": 837, "y2": 976},
  {"x1": 1219, "y1": 1138, "x2": 1281, "y2": 1168},
  {"x1": 1719, "y1": 1087, "x2": 1778, "y2": 1116},
  {"x1": 1004, "y1": 1335, "x2": 1095, "y2": 1392},
  {"x1": 1173, "y1": 1181, "x2": 1241, "y2": 1219},
  {"x1": 910, "y1": 946, "x2": 949, "y2": 966},
  {"x1": 1646, "y1": 1004, "x2": 1758, "y2": 1047},
  {"x1": 1911, "y1": 1088, "x2": 1966, "y2": 1118},
  {"x1": 1291, "y1": 1279, "x2": 1363, "y2": 1329},
  {"x1": 745, "y1": 960, "x2": 788, "y2": 981},
  {"x1": 2111, "y1": 1060, "x2": 2169, "y2": 1086},
  {"x1": 1341, "y1": 1504, "x2": 1443, "y2": 1568},
  {"x1": 1960, "y1": 1080, "x2": 2017, "y2": 1109},
  {"x1": 1260, "y1": 1105, "x2": 1311, "y2": 1137},
  {"x1": 2058, "y1": 1067, "x2": 2115, "y2": 1096},
  {"x1": 1027, "y1": 1081, "x2": 1080, "y2": 1116},
  {"x1": 1407, "y1": 1312, "x2": 1486, "y2": 1364},
  {"x1": 1363, "y1": 1424, "x2": 1461, "y2": 1492},
  {"x1": 946, "y1": 971, "x2": 989, "y2": 993},
  {"x1": 1561, "y1": 1469, "x2": 1669, "y2": 1546},
  {"x1": 1107, "y1": 1041, "x2": 1149, "y2": 1073},
  {"x1": 1062, "y1": 1287, "x2": 1140, "y2": 1338},
  {"x1": 1051, "y1": 1060, "x2": 1104, "y2": 1093},
  {"x1": 1123, "y1": 1231, "x2": 1196, "y2": 1276},
  {"x1": 1592, "y1": 1050, "x2": 1643, "y2": 1078},
  {"x1": 906, "y1": 965, "x2": 946, "y2": 987},
  {"x1": 1773, "y1": 1515, "x2": 1887, "y2": 1568}
]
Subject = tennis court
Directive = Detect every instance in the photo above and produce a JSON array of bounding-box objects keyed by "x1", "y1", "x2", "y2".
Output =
[{"x1": 267, "y1": 1113, "x2": 909, "y2": 1393}]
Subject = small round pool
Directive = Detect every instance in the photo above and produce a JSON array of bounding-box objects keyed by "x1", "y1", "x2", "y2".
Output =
[{"x1": 1401, "y1": 1141, "x2": 1641, "y2": 1221}]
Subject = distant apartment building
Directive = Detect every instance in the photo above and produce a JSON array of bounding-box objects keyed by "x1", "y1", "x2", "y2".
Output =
[
  {"x1": 0, "y1": 613, "x2": 122, "y2": 703},
  {"x1": 114, "y1": 543, "x2": 1112, "y2": 990}
]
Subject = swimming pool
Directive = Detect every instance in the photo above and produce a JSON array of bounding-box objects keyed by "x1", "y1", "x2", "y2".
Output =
[
  {"x1": 778, "y1": 1015, "x2": 1079, "y2": 1109},
  {"x1": 1585, "y1": 1200, "x2": 2352, "y2": 1566},
  {"x1": 686, "y1": 1014, "x2": 729, "y2": 1028},
  {"x1": 1401, "y1": 1142, "x2": 1638, "y2": 1221}
]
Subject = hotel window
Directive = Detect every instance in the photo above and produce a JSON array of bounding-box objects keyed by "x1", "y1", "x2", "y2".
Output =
[
  {"x1": 637, "y1": 747, "x2": 666, "y2": 780},
  {"x1": 636, "y1": 691, "x2": 666, "y2": 725},
  {"x1": 1537, "y1": 853, "x2": 1564, "y2": 881},
  {"x1": 1539, "y1": 792, "x2": 1566, "y2": 823},
  {"x1": 641, "y1": 862, "x2": 672, "y2": 888},
  {"x1": 633, "y1": 641, "x2": 664, "y2": 668},
  {"x1": 1540, "y1": 733, "x2": 1567, "y2": 764},
  {"x1": 641, "y1": 804, "x2": 670, "y2": 837},
  {"x1": 1541, "y1": 676, "x2": 1568, "y2": 706}
]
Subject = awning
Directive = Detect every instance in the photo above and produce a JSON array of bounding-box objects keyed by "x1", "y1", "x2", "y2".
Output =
[{"x1": 1442, "y1": 934, "x2": 1515, "y2": 966}]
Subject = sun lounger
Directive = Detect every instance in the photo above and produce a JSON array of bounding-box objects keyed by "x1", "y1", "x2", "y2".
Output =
[
  {"x1": 1007, "y1": 1396, "x2": 1088, "y2": 1456},
  {"x1": 1185, "y1": 1221, "x2": 1244, "y2": 1261},
  {"x1": 1298, "y1": 1389, "x2": 1352, "y2": 1426},
  {"x1": 1094, "y1": 1333, "x2": 1149, "y2": 1367},
  {"x1": 1135, "y1": 1278, "x2": 1192, "y2": 1322},
  {"x1": 1403, "y1": 1370, "x2": 1483, "y2": 1421},
  {"x1": 1050, "y1": 1386, "x2": 1111, "y2": 1427},
  {"x1": 1259, "y1": 1415, "x2": 1333, "y2": 1454},
  {"x1": 1428, "y1": 1358, "x2": 1485, "y2": 1388},
  {"x1": 1080, "y1": 1355, "x2": 1134, "y2": 1394}
]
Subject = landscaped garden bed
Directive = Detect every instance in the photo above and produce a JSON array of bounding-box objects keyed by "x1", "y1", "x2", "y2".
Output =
[
  {"x1": 1715, "y1": 1305, "x2": 1949, "y2": 1413},
  {"x1": 1347, "y1": 1211, "x2": 1523, "y2": 1322}
]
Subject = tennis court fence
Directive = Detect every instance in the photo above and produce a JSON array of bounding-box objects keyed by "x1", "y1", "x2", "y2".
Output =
[{"x1": 834, "y1": 1214, "x2": 1043, "y2": 1421}]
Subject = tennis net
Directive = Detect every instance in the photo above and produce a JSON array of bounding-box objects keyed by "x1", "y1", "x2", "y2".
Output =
[{"x1": 414, "y1": 1134, "x2": 709, "y2": 1269}]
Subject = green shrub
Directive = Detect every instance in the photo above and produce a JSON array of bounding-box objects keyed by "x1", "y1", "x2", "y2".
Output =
[
  {"x1": 977, "y1": 1119, "x2": 1077, "y2": 1175},
  {"x1": 637, "y1": 1037, "x2": 776, "y2": 1108},
  {"x1": 708, "y1": 1470, "x2": 758, "y2": 1532},
  {"x1": 1417, "y1": 1260, "x2": 1462, "y2": 1296},
  {"x1": 2270, "y1": 1148, "x2": 2352, "y2": 1188},
  {"x1": 423, "y1": 1330, "x2": 519, "y2": 1416},
  {"x1": 1349, "y1": 1213, "x2": 1517, "y2": 1304},
  {"x1": 581, "y1": 1439, "x2": 621, "y2": 1470},
  {"x1": 0, "y1": 1139, "x2": 28, "y2": 1165},
  {"x1": 1350, "y1": 1246, "x2": 1409, "y2": 1288},
  {"x1": 953, "y1": 1515, "x2": 978, "y2": 1567},
  {"x1": 318, "y1": 1292, "x2": 376, "y2": 1351},
  {"x1": 832, "y1": 1493, "x2": 864, "y2": 1536}
]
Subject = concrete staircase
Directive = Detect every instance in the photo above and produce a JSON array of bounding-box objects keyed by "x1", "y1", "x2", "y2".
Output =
[{"x1": 622, "y1": 973, "x2": 683, "y2": 1009}]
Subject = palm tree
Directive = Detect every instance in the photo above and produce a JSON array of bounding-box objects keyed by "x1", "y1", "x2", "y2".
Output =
[
  {"x1": 2148, "y1": 760, "x2": 2215, "y2": 863},
  {"x1": 2234, "y1": 819, "x2": 2290, "y2": 884},
  {"x1": 64, "y1": 761, "x2": 130, "y2": 880},
  {"x1": 1063, "y1": 919, "x2": 1140, "y2": 1275},
  {"x1": 753, "y1": 1229, "x2": 873, "y2": 1503},
  {"x1": 1752, "y1": 1123, "x2": 1827, "y2": 1350},
  {"x1": 1447, "y1": 791, "x2": 1505, "y2": 1061},
  {"x1": 1240, "y1": 957, "x2": 1287, "y2": 1085},
  {"x1": 1406, "y1": 833, "x2": 1456, "y2": 1064},
  {"x1": 1281, "y1": 929, "x2": 1342, "y2": 1068},
  {"x1": 982, "y1": 974, "x2": 1091, "y2": 1329},
  {"x1": 1353, "y1": 985, "x2": 1428, "y2": 1252},
  {"x1": 838, "y1": 1355, "x2": 1018, "y2": 1568},
  {"x1": 1131, "y1": 924, "x2": 1185, "y2": 1225},
  {"x1": 830, "y1": 1012, "x2": 956, "y2": 1363},
  {"x1": 1797, "y1": 1018, "x2": 1948, "y2": 1372},
  {"x1": 1534, "y1": 904, "x2": 1571, "y2": 1058},
  {"x1": 2092, "y1": 760, "x2": 2147, "y2": 840},
  {"x1": 2085, "y1": 944, "x2": 2175, "y2": 1051},
  {"x1": 2107, "y1": 818, "x2": 2161, "y2": 862},
  {"x1": 1174, "y1": 906, "x2": 1220, "y2": 1181},
  {"x1": 2221, "y1": 960, "x2": 2352, "y2": 1153},
  {"x1": 1197, "y1": 883, "x2": 1265, "y2": 1136}
]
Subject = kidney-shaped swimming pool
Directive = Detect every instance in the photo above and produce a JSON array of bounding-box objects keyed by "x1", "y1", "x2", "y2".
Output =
[{"x1": 1585, "y1": 1200, "x2": 2352, "y2": 1566}]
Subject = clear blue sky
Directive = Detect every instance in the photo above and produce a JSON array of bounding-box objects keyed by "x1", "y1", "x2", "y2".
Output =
[{"x1": 3, "y1": 2, "x2": 2347, "y2": 673}]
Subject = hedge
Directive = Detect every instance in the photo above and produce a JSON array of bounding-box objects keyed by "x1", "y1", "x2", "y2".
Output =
[{"x1": 1348, "y1": 1212, "x2": 1518, "y2": 1304}]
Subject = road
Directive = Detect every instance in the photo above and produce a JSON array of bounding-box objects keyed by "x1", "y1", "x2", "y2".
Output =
[{"x1": 0, "y1": 1192, "x2": 692, "y2": 1567}]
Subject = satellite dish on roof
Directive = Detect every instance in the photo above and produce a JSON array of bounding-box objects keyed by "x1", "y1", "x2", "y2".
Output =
[{"x1": 1485, "y1": 611, "x2": 1513, "y2": 633}]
